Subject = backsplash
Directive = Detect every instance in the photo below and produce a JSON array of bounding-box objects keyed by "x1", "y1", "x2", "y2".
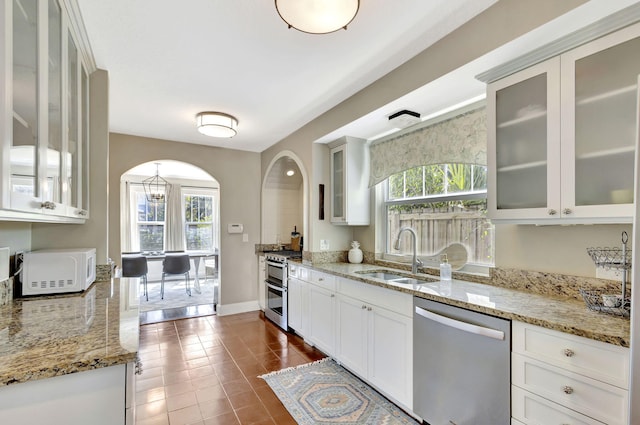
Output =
[
  {"x1": 309, "y1": 249, "x2": 626, "y2": 302},
  {"x1": 0, "y1": 278, "x2": 12, "y2": 305}
]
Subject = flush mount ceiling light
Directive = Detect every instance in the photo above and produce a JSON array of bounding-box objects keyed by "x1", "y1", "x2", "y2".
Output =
[
  {"x1": 196, "y1": 112, "x2": 238, "y2": 138},
  {"x1": 286, "y1": 169, "x2": 295, "y2": 176},
  {"x1": 275, "y1": 0, "x2": 359, "y2": 34},
  {"x1": 143, "y1": 163, "x2": 169, "y2": 203}
]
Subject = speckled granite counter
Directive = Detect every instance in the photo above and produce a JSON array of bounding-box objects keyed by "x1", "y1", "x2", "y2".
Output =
[
  {"x1": 310, "y1": 262, "x2": 631, "y2": 348},
  {"x1": 0, "y1": 278, "x2": 139, "y2": 386}
]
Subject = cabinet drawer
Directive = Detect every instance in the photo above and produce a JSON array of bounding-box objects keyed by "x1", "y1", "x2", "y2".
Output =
[
  {"x1": 512, "y1": 353, "x2": 628, "y2": 425},
  {"x1": 337, "y1": 277, "x2": 412, "y2": 316},
  {"x1": 289, "y1": 264, "x2": 310, "y2": 281},
  {"x1": 512, "y1": 385, "x2": 604, "y2": 425},
  {"x1": 309, "y1": 270, "x2": 336, "y2": 291},
  {"x1": 513, "y1": 321, "x2": 629, "y2": 388}
]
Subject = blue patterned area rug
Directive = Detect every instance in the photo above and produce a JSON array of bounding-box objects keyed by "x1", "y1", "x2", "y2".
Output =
[{"x1": 260, "y1": 358, "x2": 419, "y2": 424}]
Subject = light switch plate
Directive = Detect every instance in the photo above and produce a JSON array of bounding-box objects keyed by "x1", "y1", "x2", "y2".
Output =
[{"x1": 320, "y1": 240, "x2": 329, "y2": 251}]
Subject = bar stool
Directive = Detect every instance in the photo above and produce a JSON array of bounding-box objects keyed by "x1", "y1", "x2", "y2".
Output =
[
  {"x1": 161, "y1": 254, "x2": 191, "y2": 299},
  {"x1": 122, "y1": 255, "x2": 149, "y2": 301}
]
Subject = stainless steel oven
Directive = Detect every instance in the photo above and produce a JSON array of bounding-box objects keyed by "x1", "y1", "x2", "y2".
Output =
[{"x1": 264, "y1": 255, "x2": 288, "y2": 330}]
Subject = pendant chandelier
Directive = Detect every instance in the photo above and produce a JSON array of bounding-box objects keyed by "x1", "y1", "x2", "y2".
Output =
[
  {"x1": 143, "y1": 163, "x2": 169, "y2": 203},
  {"x1": 275, "y1": 0, "x2": 359, "y2": 34}
]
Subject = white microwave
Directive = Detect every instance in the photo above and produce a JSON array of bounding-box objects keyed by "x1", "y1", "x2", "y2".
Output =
[{"x1": 22, "y1": 248, "x2": 96, "y2": 296}]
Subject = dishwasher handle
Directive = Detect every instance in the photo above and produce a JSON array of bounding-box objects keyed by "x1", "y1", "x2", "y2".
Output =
[{"x1": 415, "y1": 305, "x2": 505, "y2": 341}]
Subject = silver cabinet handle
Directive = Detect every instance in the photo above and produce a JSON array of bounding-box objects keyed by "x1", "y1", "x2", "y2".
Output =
[
  {"x1": 562, "y1": 386, "x2": 574, "y2": 394},
  {"x1": 77, "y1": 209, "x2": 88, "y2": 216},
  {"x1": 41, "y1": 201, "x2": 56, "y2": 209},
  {"x1": 548, "y1": 209, "x2": 557, "y2": 215},
  {"x1": 563, "y1": 208, "x2": 572, "y2": 215},
  {"x1": 563, "y1": 348, "x2": 574, "y2": 357},
  {"x1": 135, "y1": 358, "x2": 143, "y2": 375},
  {"x1": 415, "y1": 306, "x2": 505, "y2": 340}
]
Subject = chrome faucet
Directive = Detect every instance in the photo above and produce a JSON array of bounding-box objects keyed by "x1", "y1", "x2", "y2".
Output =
[{"x1": 394, "y1": 227, "x2": 423, "y2": 274}]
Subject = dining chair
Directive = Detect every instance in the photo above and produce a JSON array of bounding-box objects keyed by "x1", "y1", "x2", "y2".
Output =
[
  {"x1": 122, "y1": 255, "x2": 149, "y2": 301},
  {"x1": 161, "y1": 254, "x2": 191, "y2": 299}
]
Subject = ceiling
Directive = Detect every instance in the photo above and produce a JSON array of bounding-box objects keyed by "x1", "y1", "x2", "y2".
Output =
[
  {"x1": 77, "y1": 1, "x2": 640, "y2": 154},
  {"x1": 76, "y1": 0, "x2": 498, "y2": 152}
]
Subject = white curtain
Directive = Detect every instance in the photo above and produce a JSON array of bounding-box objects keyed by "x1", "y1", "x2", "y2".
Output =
[
  {"x1": 368, "y1": 107, "x2": 487, "y2": 187},
  {"x1": 165, "y1": 183, "x2": 185, "y2": 251},
  {"x1": 120, "y1": 181, "x2": 138, "y2": 252}
]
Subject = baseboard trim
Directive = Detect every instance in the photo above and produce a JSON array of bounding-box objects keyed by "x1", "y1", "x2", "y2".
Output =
[{"x1": 216, "y1": 300, "x2": 260, "y2": 316}]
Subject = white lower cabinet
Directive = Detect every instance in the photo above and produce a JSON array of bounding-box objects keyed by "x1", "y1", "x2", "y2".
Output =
[
  {"x1": 287, "y1": 275, "x2": 308, "y2": 337},
  {"x1": 511, "y1": 321, "x2": 629, "y2": 425},
  {"x1": 336, "y1": 277, "x2": 413, "y2": 409},
  {"x1": 289, "y1": 267, "x2": 413, "y2": 410},
  {"x1": 307, "y1": 279, "x2": 336, "y2": 354},
  {"x1": 0, "y1": 364, "x2": 130, "y2": 425}
]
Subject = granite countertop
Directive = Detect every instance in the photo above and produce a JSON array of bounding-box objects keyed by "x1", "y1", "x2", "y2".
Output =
[
  {"x1": 310, "y1": 262, "x2": 631, "y2": 348},
  {"x1": 0, "y1": 278, "x2": 139, "y2": 386}
]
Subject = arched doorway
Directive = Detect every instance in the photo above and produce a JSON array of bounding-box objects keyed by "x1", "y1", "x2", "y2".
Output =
[{"x1": 120, "y1": 160, "x2": 220, "y2": 323}]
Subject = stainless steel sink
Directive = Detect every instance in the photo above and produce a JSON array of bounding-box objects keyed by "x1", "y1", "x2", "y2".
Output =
[
  {"x1": 355, "y1": 270, "x2": 433, "y2": 285},
  {"x1": 356, "y1": 271, "x2": 407, "y2": 281}
]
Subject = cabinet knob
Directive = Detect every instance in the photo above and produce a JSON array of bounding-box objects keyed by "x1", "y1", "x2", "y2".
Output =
[
  {"x1": 41, "y1": 201, "x2": 56, "y2": 210},
  {"x1": 361, "y1": 305, "x2": 367, "y2": 309},
  {"x1": 548, "y1": 209, "x2": 557, "y2": 216},
  {"x1": 562, "y1": 386, "x2": 574, "y2": 394},
  {"x1": 318, "y1": 278, "x2": 324, "y2": 282},
  {"x1": 367, "y1": 307, "x2": 372, "y2": 311},
  {"x1": 563, "y1": 208, "x2": 572, "y2": 215},
  {"x1": 77, "y1": 209, "x2": 88, "y2": 216},
  {"x1": 563, "y1": 348, "x2": 575, "y2": 357},
  {"x1": 330, "y1": 294, "x2": 335, "y2": 298}
]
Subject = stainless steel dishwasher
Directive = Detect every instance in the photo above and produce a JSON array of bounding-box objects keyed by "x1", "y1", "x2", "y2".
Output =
[{"x1": 413, "y1": 297, "x2": 511, "y2": 425}]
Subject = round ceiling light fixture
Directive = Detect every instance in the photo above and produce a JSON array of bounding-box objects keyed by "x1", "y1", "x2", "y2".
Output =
[
  {"x1": 275, "y1": 0, "x2": 359, "y2": 34},
  {"x1": 196, "y1": 112, "x2": 238, "y2": 138}
]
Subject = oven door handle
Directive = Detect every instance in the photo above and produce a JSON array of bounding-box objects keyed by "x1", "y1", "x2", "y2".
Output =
[
  {"x1": 266, "y1": 282, "x2": 287, "y2": 293},
  {"x1": 266, "y1": 260, "x2": 286, "y2": 268}
]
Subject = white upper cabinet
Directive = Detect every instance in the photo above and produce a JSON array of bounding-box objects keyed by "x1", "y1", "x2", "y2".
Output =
[
  {"x1": 329, "y1": 136, "x2": 370, "y2": 225},
  {"x1": 0, "y1": 0, "x2": 92, "y2": 222},
  {"x1": 487, "y1": 23, "x2": 640, "y2": 224}
]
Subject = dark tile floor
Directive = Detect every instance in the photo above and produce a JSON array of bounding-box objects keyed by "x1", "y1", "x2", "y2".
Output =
[{"x1": 135, "y1": 311, "x2": 326, "y2": 425}]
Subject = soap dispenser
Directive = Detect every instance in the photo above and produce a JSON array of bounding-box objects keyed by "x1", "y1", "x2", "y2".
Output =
[{"x1": 440, "y1": 254, "x2": 452, "y2": 281}]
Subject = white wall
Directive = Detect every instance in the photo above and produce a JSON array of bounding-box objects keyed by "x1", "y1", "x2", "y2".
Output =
[
  {"x1": 263, "y1": 186, "x2": 303, "y2": 245},
  {"x1": 109, "y1": 133, "x2": 261, "y2": 308}
]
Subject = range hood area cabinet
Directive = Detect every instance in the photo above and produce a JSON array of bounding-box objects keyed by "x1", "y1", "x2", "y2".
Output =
[
  {"x1": 329, "y1": 137, "x2": 370, "y2": 226},
  {"x1": 487, "y1": 23, "x2": 640, "y2": 224},
  {"x1": 0, "y1": 0, "x2": 91, "y2": 223}
]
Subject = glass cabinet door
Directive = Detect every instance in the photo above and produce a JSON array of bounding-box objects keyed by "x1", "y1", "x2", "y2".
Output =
[
  {"x1": 45, "y1": 0, "x2": 62, "y2": 204},
  {"x1": 11, "y1": 0, "x2": 39, "y2": 204},
  {"x1": 67, "y1": 30, "x2": 79, "y2": 208},
  {"x1": 80, "y1": 65, "x2": 89, "y2": 214},
  {"x1": 331, "y1": 145, "x2": 345, "y2": 221},
  {"x1": 488, "y1": 58, "x2": 561, "y2": 219},
  {"x1": 562, "y1": 29, "x2": 640, "y2": 217}
]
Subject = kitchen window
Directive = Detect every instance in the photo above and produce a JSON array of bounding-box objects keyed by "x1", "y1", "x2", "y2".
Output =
[
  {"x1": 385, "y1": 163, "x2": 494, "y2": 271},
  {"x1": 136, "y1": 191, "x2": 166, "y2": 252},
  {"x1": 183, "y1": 190, "x2": 215, "y2": 251}
]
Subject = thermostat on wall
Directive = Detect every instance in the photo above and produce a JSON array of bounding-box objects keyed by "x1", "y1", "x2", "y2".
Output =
[{"x1": 227, "y1": 223, "x2": 244, "y2": 234}]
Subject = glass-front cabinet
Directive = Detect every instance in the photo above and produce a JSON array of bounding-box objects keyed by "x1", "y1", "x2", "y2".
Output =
[
  {"x1": 488, "y1": 22, "x2": 640, "y2": 223},
  {"x1": 1, "y1": 0, "x2": 91, "y2": 222},
  {"x1": 488, "y1": 58, "x2": 561, "y2": 220},
  {"x1": 329, "y1": 136, "x2": 370, "y2": 226}
]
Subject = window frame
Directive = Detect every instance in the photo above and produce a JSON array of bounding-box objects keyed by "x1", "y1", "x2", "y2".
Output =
[
  {"x1": 383, "y1": 164, "x2": 493, "y2": 274},
  {"x1": 132, "y1": 186, "x2": 166, "y2": 252},
  {"x1": 182, "y1": 187, "x2": 217, "y2": 252}
]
